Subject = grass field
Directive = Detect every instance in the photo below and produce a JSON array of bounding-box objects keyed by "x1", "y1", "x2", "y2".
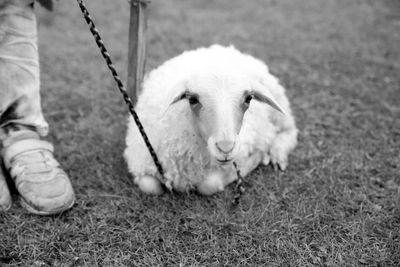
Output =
[{"x1": 1, "y1": 0, "x2": 399, "y2": 266}]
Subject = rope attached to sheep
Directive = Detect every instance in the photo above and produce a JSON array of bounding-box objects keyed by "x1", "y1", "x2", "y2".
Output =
[
  {"x1": 76, "y1": 0, "x2": 167, "y2": 184},
  {"x1": 76, "y1": 0, "x2": 245, "y2": 204}
]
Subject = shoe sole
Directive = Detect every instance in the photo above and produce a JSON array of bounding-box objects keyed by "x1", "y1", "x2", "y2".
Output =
[
  {"x1": 20, "y1": 196, "x2": 75, "y2": 215},
  {"x1": 0, "y1": 202, "x2": 12, "y2": 212}
]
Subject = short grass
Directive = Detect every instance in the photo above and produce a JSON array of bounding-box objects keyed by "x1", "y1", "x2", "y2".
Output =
[{"x1": 1, "y1": 0, "x2": 399, "y2": 266}]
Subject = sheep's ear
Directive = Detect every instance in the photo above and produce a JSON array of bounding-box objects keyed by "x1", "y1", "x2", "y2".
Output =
[
  {"x1": 170, "y1": 91, "x2": 188, "y2": 105},
  {"x1": 160, "y1": 82, "x2": 189, "y2": 118},
  {"x1": 161, "y1": 90, "x2": 186, "y2": 117},
  {"x1": 251, "y1": 82, "x2": 285, "y2": 114},
  {"x1": 251, "y1": 90, "x2": 285, "y2": 114},
  {"x1": 169, "y1": 80, "x2": 189, "y2": 106}
]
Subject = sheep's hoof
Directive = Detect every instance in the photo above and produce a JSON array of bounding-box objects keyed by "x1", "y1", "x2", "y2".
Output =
[
  {"x1": 136, "y1": 176, "x2": 164, "y2": 195},
  {"x1": 270, "y1": 146, "x2": 289, "y2": 171},
  {"x1": 197, "y1": 171, "x2": 225, "y2": 196},
  {"x1": 271, "y1": 157, "x2": 288, "y2": 171},
  {"x1": 262, "y1": 154, "x2": 271, "y2": 166}
]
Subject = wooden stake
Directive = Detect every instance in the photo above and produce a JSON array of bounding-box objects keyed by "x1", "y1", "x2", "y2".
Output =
[{"x1": 127, "y1": 0, "x2": 148, "y2": 106}]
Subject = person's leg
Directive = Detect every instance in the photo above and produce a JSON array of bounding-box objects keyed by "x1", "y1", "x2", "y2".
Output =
[
  {"x1": 0, "y1": 0, "x2": 74, "y2": 214},
  {"x1": 0, "y1": 166, "x2": 11, "y2": 211}
]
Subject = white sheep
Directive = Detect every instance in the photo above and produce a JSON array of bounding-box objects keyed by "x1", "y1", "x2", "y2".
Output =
[{"x1": 124, "y1": 45, "x2": 298, "y2": 195}]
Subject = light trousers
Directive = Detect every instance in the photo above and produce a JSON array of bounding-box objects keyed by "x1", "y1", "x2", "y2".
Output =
[{"x1": 0, "y1": 0, "x2": 48, "y2": 141}]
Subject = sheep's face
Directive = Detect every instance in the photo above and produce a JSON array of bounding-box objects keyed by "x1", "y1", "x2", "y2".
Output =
[{"x1": 170, "y1": 72, "x2": 283, "y2": 165}]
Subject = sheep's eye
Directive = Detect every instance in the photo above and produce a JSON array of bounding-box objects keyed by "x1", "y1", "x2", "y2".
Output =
[
  {"x1": 244, "y1": 95, "x2": 253, "y2": 105},
  {"x1": 188, "y1": 96, "x2": 199, "y2": 106}
]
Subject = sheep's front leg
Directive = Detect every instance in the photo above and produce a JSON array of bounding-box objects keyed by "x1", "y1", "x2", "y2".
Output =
[
  {"x1": 237, "y1": 153, "x2": 263, "y2": 177},
  {"x1": 196, "y1": 167, "x2": 236, "y2": 196},
  {"x1": 135, "y1": 175, "x2": 164, "y2": 195},
  {"x1": 269, "y1": 122, "x2": 298, "y2": 171},
  {"x1": 197, "y1": 152, "x2": 264, "y2": 195}
]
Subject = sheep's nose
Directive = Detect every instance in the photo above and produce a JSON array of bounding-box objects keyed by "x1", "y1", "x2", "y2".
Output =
[{"x1": 216, "y1": 140, "x2": 235, "y2": 154}]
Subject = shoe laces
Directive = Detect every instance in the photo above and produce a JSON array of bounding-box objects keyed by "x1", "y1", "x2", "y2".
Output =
[{"x1": 11, "y1": 149, "x2": 59, "y2": 176}]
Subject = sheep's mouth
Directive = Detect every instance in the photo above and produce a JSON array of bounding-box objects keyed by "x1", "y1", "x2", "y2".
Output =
[{"x1": 216, "y1": 158, "x2": 233, "y2": 165}]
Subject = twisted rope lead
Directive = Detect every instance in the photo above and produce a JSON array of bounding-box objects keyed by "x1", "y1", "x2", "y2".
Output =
[
  {"x1": 76, "y1": 0, "x2": 167, "y2": 182},
  {"x1": 232, "y1": 162, "x2": 245, "y2": 205}
]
